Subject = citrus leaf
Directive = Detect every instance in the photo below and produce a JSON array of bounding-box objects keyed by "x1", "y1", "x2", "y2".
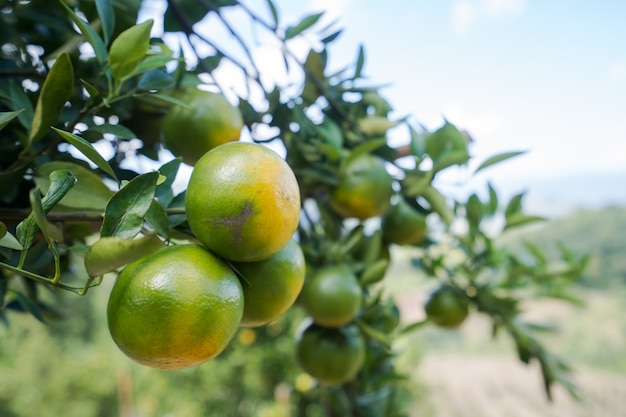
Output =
[
  {"x1": 356, "y1": 319, "x2": 392, "y2": 349},
  {"x1": 52, "y1": 128, "x2": 119, "y2": 182},
  {"x1": 421, "y1": 186, "x2": 454, "y2": 225},
  {"x1": 357, "y1": 116, "x2": 401, "y2": 137},
  {"x1": 35, "y1": 161, "x2": 114, "y2": 210},
  {"x1": 504, "y1": 192, "x2": 524, "y2": 217},
  {"x1": 155, "y1": 158, "x2": 182, "y2": 206},
  {"x1": 29, "y1": 187, "x2": 63, "y2": 244},
  {"x1": 88, "y1": 123, "x2": 136, "y2": 139},
  {"x1": 81, "y1": 79, "x2": 100, "y2": 99},
  {"x1": 84, "y1": 234, "x2": 165, "y2": 277},
  {"x1": 486, "y1": 182, "x2": 498, "y2": 215},
  {"x1": 360, "y1": 258, "x2": 389, "y2": 286},
  {"x1": 145, "y1": 200, "x2": 170, "y2": 239},
  {"x1": 13, "y1": 291, "x2": 45, "y2": 324},
  {"x1": 100, "y1": 171, "x2": 159, "y2": 239},
  {"x1": 142, "y1": 93, "x2": 189, "y2": 108},
  {"x1": 0, "y1": 110, "x2": 24, "y2": 132},
  {"x1": 96, "y1": 0, "x2": 115, "y2": 45},
  {"x1": 321, "y1": 30, "x2": 342, "y2": 44},
  {"x1": 128, "y1": 54, "x2": 176, "y2": 79},
  {"x1": 474, "y1": 150, "x2": 526, "y2": 175},
  {"x1": 16, "y1": 170, "x2": 76, "y2": 262},
  {"x1": 29, "y1": 53, "x2": 74, "y2": 143},
  {"x1": 285, "y1": 12, "x2": 323, "y2": 40},
  {"x1": 109, "y1": 19, "x2": 153, "y2": 81},
  {"x1": 398, "y1": 319, "x2": 430, "y2": 335},
  {"x1": 0, "y1": 230, "x2": 23, "y2": 250},
  {"x1": 505, "y1": 213, "x2": 546, "y2": 231},
  {"x1": 266, "y1": 0, "x2": 279, "y2": 28},
  {"x1": 8, "y1": 81, "x2": 33, "y2": 129},
  {"x1": 354, "y1": 44, "x2": 365, "y2": 79},
  {"x1": 60, "y1": 1, "x2": 107, "y2": 63}
]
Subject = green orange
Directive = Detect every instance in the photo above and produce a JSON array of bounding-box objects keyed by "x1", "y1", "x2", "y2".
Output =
[
  {"x1": 329, "y1": 153, "x2": 394, "y2": 219},
  {"x1": 162, "y1": 88, "x2": 243, "y2": 165},
  {"x1": 295, "y1": 321, "x2": 365, "y2": 386},
  {"x1": 234, "y1": 240, "x2": 306, "y2": 327},
  {"x1": 381, "y1": 197, "x2": 427, "y2": 246},
  {"x1": 185, "y1": 142, "x2": 301, "y2": 262},
  {"x1": 107, "y1": 245, "x2": 243, "y2": 370},
  {"x1": 299, "y1": 265, "x2": 362, "y2": 327},
  {"x1": 424, "y1": 285, "x2": 469, "y2": 328}
]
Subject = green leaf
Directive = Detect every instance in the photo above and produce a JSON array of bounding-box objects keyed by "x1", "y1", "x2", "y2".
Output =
[
  {"x1": 29, "y1": 53, "x2": 74, "y2": 143},
  {"x1": 356, "y1": 319, "x2": 392, "y2": 349},
  {"x1": 0, "y1": 231, "x2": 23, "y2": 250},
  {"x1": 84, "y1": 234, "x2": 165, "y2": 277},
  {"x1": 486, "y1": 182, "x2": 498, "y2": 215},
  {"x1": 100, "y1": 171, "x2": 159, "y2": 239},
  {"x1": 13, "y1": 291, "x2": 45, "y2": 324},
  {"x1": 109, "y1": 19, "x2": 154, "y2": 81},
  {"x1": 60, "y1": 1, "x2": 108, "y2": 63},
  {"x1": 81, "y1": 79, "x2": 101, "y2": 100},
  {"x1": 145, "y1": 200, "x2": 170, "y2": 239},
  {"x1": 8, "y1": 81, "x2": 33, "y2": 129},
  {"x1": 425, "y1": 121, "x2": 469, "y2": 166},
  {"x1": 285, "y1": 12, "x2": 324, "y2": 40},
  {"x1": 142, "y1": 92, "x2": 189, "y2": 108},
  {"x1": 29, "y1": 187, "x2": 63, "y2": 244},
  {"x1": 155, "y1": 158, "x2": 182, "y2": 206},
  {"x1": 354, "y1": 44, "x2": 365, "y2": 79},
  {"x1": 128, "y1": 54, "x2": 176, "y2": 79},
  {"x1": 88, "y1": 123, "x2": 136, "y2": 139},
  {"x1": 401, "y1": 169, "x2": 433, "y2": 198},
  {"x1": 0, "y1": 110, "x2": 24, "y2": 132},
  {"x1": 96, "y1": 0, "x2": 116, "y2": 45},
  {"x1": 504, "y1": 213, "x2": 545, "y2": 230},
  {"x1": 0, "y1": 221, "x2": 5, "y2": 239},
  {"x1": 398, "y1": 319, "x2": 429, "y2": 335},
  {"x1": 433, "y1": 149, "x2": 470, "y2": 172},
  {"x1": 360, "y1": 258, "x2": 389, "y2": 285},
  {"x1": 474, "y1": 151, "x2": 526, "y2": 175},
  {"x1": 345, "y1": 138, "x2": 387, "y2": 166},
  {"x1": 466, "y1": 194, "x2": 483, "y2": 226},
  {"x1": 421, "y1": 186, "x2": 455, "y2": 225},
  {"x1": 16, "y1": 170, "x2": 76, "y2": 263},
  {"x1": 321, "y1": 30, "x2": 342, "y2": 44},
  {"x1": 357, "y1": 116, "x2": 401, "y2": 137},
  {"x1": 266, "y1": 0, "x2": 279, "y2": 28},
  {"x1": 302, "y1": 49, "x2": 326, "y2": 105},
  {"x1": 34, "y1": 161, "x2": 114, "y2": 210},
  {"x1": 408, "y1": 125, "x2": 426, "y2": 157},
  {"x1": 504, "y1": 192, "x2": 524, "y2": 217},
  {"x1": 52, "y1": 128, "x2": 119, "y2": 182}
]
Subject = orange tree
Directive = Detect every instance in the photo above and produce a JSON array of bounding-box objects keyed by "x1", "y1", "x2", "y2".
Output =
[{"x1": 0, "y1": 0, "x2": 589, "y2": 415}]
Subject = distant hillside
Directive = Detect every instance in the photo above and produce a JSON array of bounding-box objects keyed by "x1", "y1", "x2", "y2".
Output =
[
  {"x1": 503, "y1": 205, "x2": 626, "y2": 287},
  {"x1": 510, "y1": 171, "x2": 626, "y2": 217}
]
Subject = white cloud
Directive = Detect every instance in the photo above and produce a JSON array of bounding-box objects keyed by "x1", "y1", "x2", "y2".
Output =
[
  {"x1": 452, "y1": 0, "x2": 479, "y2": 35},
  {"x1": 452, "y1": 0, "x2": 526, "y2": 34}
]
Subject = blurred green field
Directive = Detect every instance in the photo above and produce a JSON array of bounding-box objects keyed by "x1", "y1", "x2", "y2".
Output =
[{"x1": 1, "y1": 206, "x2": 625, "y2": 416}]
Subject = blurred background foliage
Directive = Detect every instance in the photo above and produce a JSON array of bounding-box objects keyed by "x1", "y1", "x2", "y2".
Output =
[{"x1": 1, "y1": 205, "x2": 625, "y2": 417}]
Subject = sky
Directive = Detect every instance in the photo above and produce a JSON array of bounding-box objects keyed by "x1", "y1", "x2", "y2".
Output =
[
  {"x1": 270, "y1": 0, "x2": 626, "y2": 211},
  {"x1": 139, "y1": 0, "x2": 626, "y2": 214}
]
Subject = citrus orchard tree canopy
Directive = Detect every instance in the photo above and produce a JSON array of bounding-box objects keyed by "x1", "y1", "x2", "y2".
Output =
[{"x1": 0, "y1": 0, "x2": 589, "y2": 414}]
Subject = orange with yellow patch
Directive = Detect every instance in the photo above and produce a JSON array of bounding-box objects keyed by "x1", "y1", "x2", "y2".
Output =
[{"x1": 185, "y1": 142, "x2": 301, "y2": 262}]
